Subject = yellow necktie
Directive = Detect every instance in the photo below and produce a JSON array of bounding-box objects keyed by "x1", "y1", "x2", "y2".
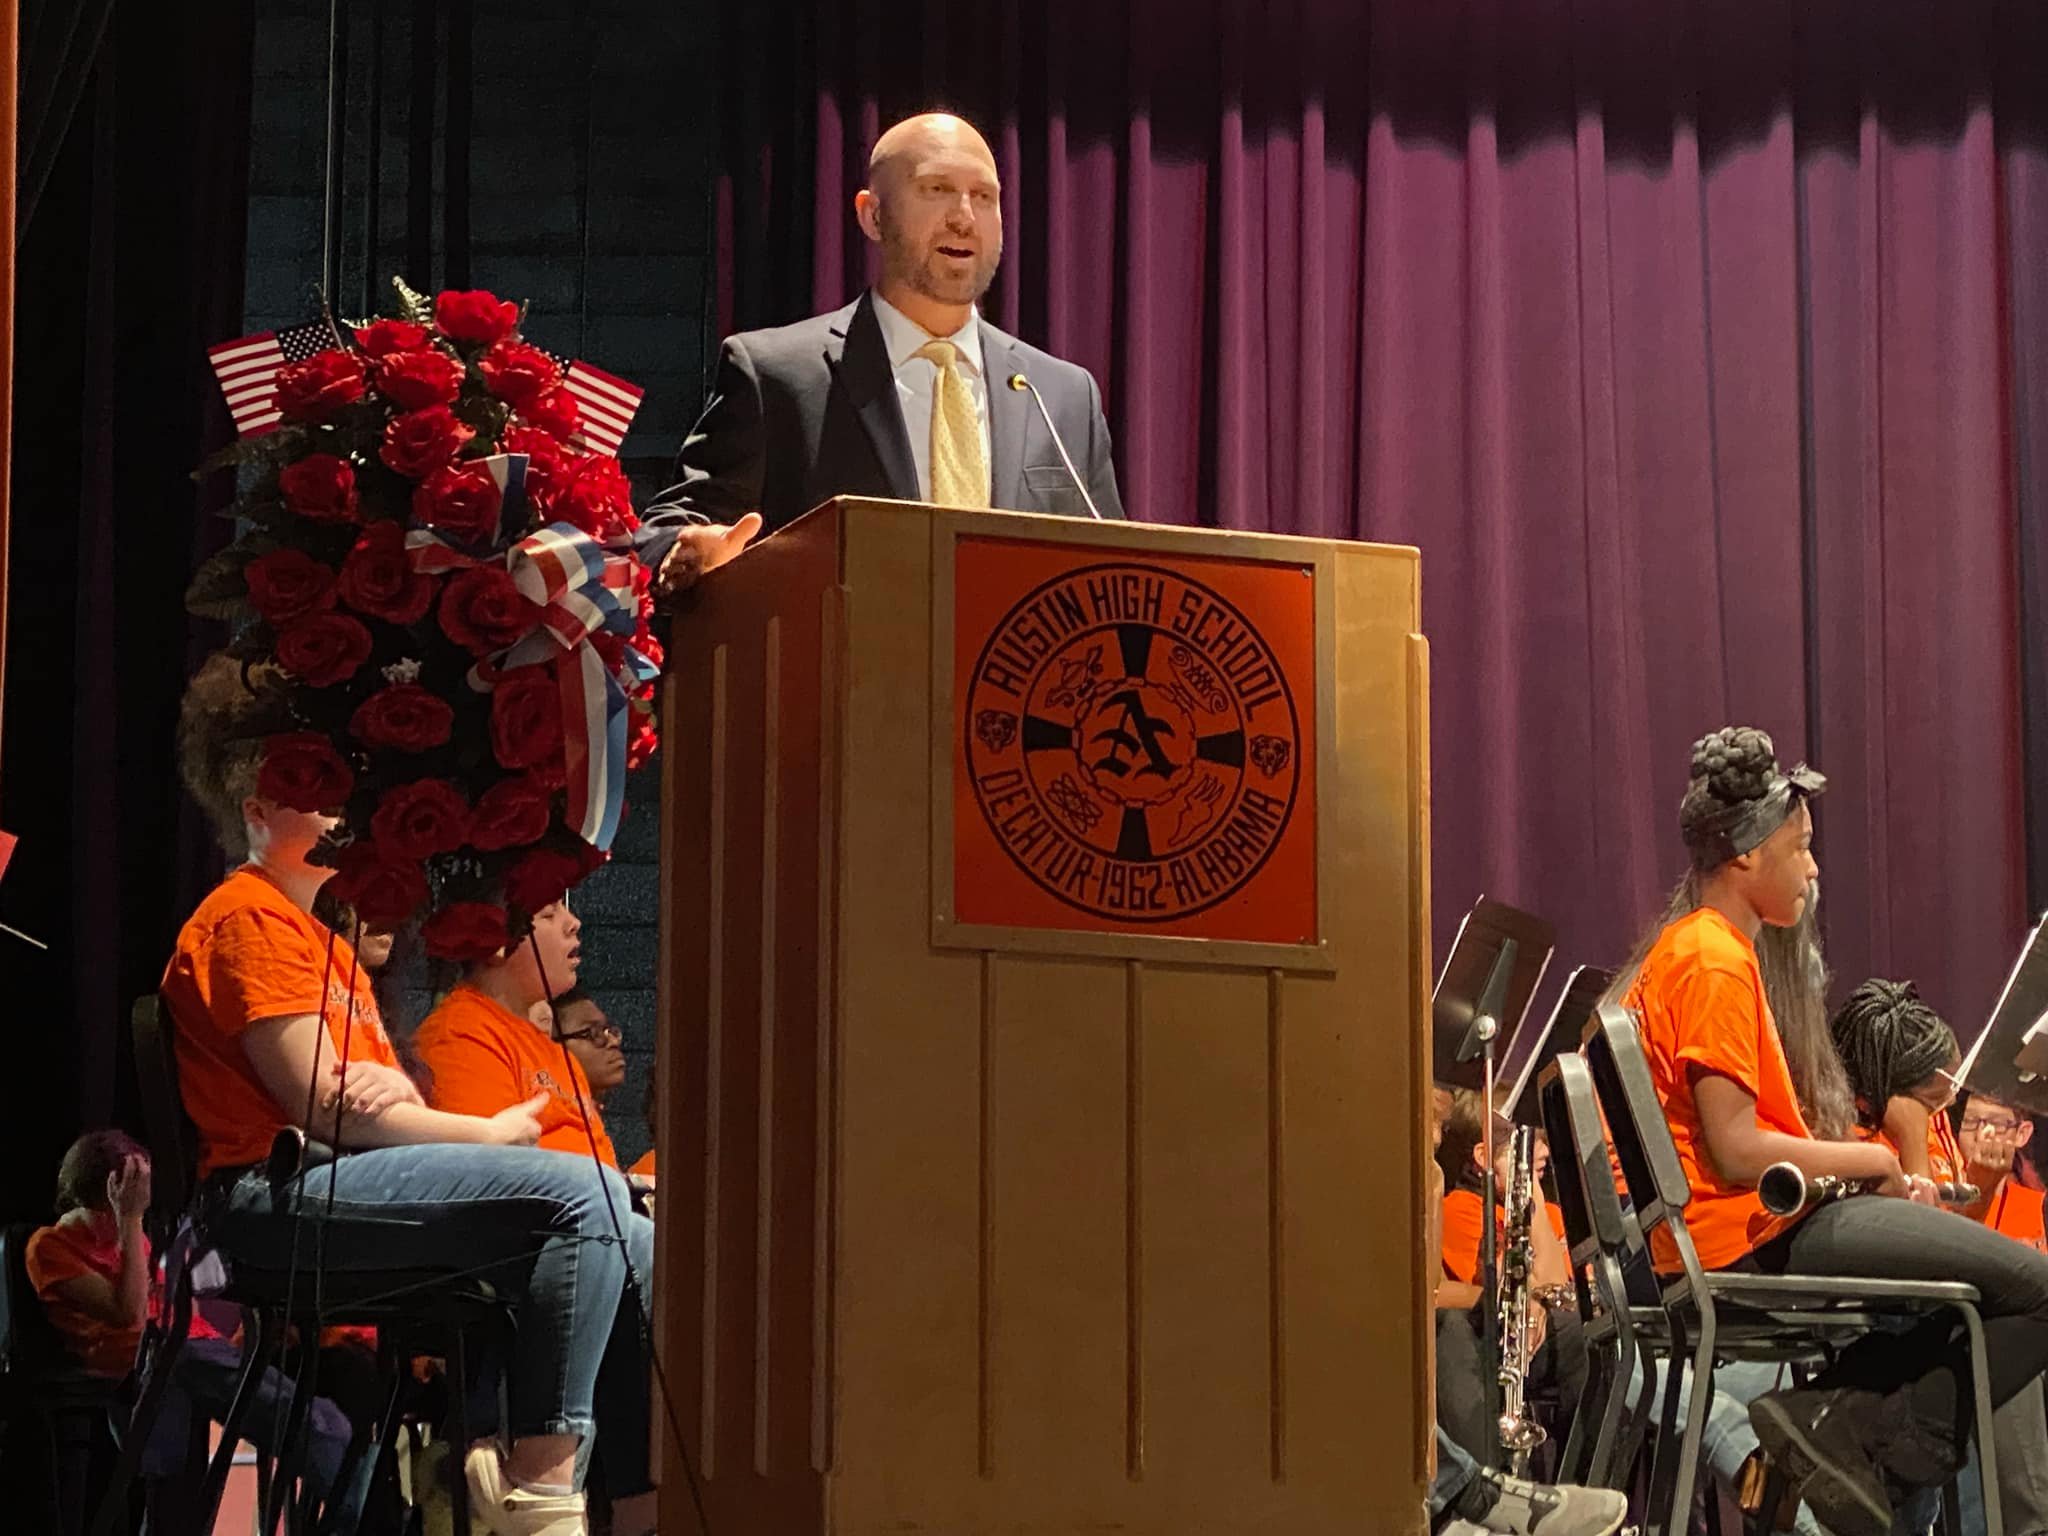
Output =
[{"x1": 915, "y1": 339, "x2": 990, "y2": 508}]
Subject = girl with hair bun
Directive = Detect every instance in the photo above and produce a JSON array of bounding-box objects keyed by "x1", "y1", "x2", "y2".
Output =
[{"x1": 1622, "y1": 725, "x2": 2048, "y2": 1536}]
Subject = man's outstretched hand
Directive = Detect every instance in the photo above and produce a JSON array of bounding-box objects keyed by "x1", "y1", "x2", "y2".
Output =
[{"x1": 655, "y1": 513, "x2": 764, "y2": 599}]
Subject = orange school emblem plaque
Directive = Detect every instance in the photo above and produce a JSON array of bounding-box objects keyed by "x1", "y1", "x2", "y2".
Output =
[{"x1": 953, "y1": 536, "x2": 1317, "y2": 943}]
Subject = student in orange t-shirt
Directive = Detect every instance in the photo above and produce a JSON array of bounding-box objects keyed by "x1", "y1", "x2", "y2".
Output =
[
  {"x1": 1829, "y1": 979, "x2": 1966, "y2": 1185},
  {"x1": 411, "y1": 908, "x2": 657, "y2": 1530},
  {"x1": 26, "y1": 1131, "x2": 353, "y2": 1505},
  {"x1": 162, "y1": 655, "x2": 649, "y2": 1536},
  {"x1": 415, "y1": 908, "x2": 620, "y2": 1167},
  {"x1": 1430, "y1": 1090, "x2": 1586, "y2": 1462},
  {"x1": 1619, "y1": 725, "x2": 2048, "y2": 1536}
]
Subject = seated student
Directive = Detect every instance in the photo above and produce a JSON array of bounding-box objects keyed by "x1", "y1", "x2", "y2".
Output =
[
  {"x1": 26, "y1": 1131, "x2": 354, "y2": 1512},
  {"x1": 1622, "y1": 725, "x2": 2048, "y2": 1536},
  {"x1": 546, "y1": 989, "x2": 626, "y2": 1108},
  {"x1": 412, "y1": 910, "x2": 657, "y2": 1536},
  {"x1": 1831, "y1": 985, "x2": 2048, "y2": 1536},
  {"x1": 166, "y1": 654, "x2": 644, "y2": 1536},
  {"x1": 1431, "y1": 1092, "x2": 1587, "y2": 1461},
  {"x1": 1426, "y1": 1085, "x2": 1626, "y2": 1536},
  {"x1": 1828, "y1": 978, "x2": 1965, "y2": 1183},
  {"x1": 1959, "y1": 1090, "x2": 2048, "y2": 1252}
]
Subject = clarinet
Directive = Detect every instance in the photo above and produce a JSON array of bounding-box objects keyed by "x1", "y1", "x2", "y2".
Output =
[
  {"x1": 1757, "y1": 1160, "x2": 1979, "y2": 1216},
  {"x1": 1495, "y1": 1126, "x2": 1548, "y2": 1468}
]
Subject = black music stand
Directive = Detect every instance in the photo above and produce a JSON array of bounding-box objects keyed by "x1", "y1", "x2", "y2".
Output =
[
  {"x1": 1432, "y1": 897, "x2": 1557, "y2": 1469},
  {"x1": 1955, "y1": 913, "x2": 2048, "y2": 1116},
  {"x1": 1502, "y1": 964, "x2": 1616, "y2": 1127},
  {"x1": 1432, "y1": 898, "x2": 1558, "y2": 1093}
]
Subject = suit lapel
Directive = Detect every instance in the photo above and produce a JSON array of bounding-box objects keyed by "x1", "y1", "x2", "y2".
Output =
[
  {"x1": 982, "y1": 323, "x2": 1029, "y2": 512},
  {"x1": 825, "y1": 292, "x2": 919, "y2": 502}
]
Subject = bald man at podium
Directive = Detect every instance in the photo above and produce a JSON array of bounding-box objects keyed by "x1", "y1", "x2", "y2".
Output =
[{"x1": 647, "y1": 111, "x2": 1125, "y2": 597}]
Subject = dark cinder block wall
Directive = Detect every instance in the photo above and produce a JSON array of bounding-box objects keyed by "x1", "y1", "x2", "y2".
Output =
[{"x1": 246, "y1": 0, "x2": 716, "y2": 1167}]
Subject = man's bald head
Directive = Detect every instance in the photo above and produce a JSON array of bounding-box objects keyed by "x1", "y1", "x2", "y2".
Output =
[
  {"x1": 855, "y1": 112, "x2": 1004, "y2": 327},
  {"x1": 867, "y1": 113, "x2": 998, "y2": 194}
]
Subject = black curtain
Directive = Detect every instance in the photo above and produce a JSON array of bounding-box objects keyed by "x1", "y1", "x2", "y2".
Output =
[{"x1": 3, "y1": 0, "x2": 254, "y2": 1225}]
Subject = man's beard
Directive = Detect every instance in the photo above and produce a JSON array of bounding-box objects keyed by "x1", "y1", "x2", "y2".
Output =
[{"x1": 879, "y1": 209, "x2": 1000, "y2": 305}]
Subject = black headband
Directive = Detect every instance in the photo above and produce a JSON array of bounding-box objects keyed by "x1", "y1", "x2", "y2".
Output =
[{"x1": 1683, "y1": 762, "x2": 1826, "y2": 871}]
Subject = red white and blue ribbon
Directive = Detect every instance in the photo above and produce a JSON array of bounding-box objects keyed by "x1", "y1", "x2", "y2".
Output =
[{"x1": 404, "y1": 453, "x2": 654, "y2": 851}]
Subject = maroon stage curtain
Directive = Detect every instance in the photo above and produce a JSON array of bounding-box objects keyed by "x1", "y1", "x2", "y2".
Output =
[{"x1": 704, "y1": 0, "x2": 2048, "y2": 1025}]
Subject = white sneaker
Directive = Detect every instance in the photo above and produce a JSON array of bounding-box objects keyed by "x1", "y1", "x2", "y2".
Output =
[{"x1": 464, "y1": 1444, "x2": 588, "y2": 1536}]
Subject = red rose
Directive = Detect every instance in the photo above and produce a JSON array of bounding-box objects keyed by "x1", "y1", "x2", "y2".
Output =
[
  {"x1": 338, "y1": 521, "x2": 435, "y2": 625},
  {"x1": 256, "y1": 732, "x2": 355, "y2": 811},
  {"x1": 439, "y1": 566, "x2": 540, "y2": 655},
  {"x1": 349, "y1": 684, "x2": 455, "y2": 752},
  {"x1": 423, "y1": 901, "x2": 511, "y2": 962},
  {"x1": 490, "y1": 667, "x2": 564, "y2": 770},
  {"x1": 477, "y1": 340, "x2": 561, "y2": 410},
  {"x1": 380, "y1": 405, "x2": 475, "y2": 478},
  {"x1": 626, "y1": 710, "x2": 660, "y2": 771},
  {"x1": 374, "y1": 348, "x2": 466, "y2": 410},
  {"x1": 519, "y1": 387, "x2": 580, "y2": 440},
  {"x1": 244, "y1": 549, "x2": 337, "y2": 625},
  {"x1": 411, "y1": 461, "x2": 504, "y2": 544},
  {"x1": 370, "y1": 779, "x2": 472, "y2": 859},
  {"x1": 551, "y1": 455, "x2": 635, "y2": 538},
  {"x1": 277, "y1": 454, "x2": 360, "y2": 523},
  {"x1": 631, "y1": 622, "x2": 665, "y2": 675},
  {"x1": 469, "y1": 775, "x2": 556, "y2": 851},
  {"x1": 328, "y1": 843, "x2": 430, "y2": 929},
  {"x1": 275, "y1": 613, "x2": 373, "y2": 687},
  {"x1": 353, "y1": 319, "x2": 428, "y2": 358},
  {"x1": 504, "y1": 846, "x2": 586, "y2": 915},
  {"x1": 275, "y1": 349, "x2": 367, "y2": 422},
  {"x1": 435, "y1": 289, "x2": 519, "y2": 345}
]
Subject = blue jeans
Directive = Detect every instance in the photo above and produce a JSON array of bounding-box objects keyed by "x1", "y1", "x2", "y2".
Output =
[
  {"x1": 1431, "y1": 1425, "x2": 1481, "y2": 1519},
  {"x1": 216, "y1": 1144, "x2": 638, "y2": 1451}
]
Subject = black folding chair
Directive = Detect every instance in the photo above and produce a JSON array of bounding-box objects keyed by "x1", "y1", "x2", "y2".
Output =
[
  {"x1": 101, "y1": 994, "x2": 519, "y2": 1536},
  {"x1": 1536, "y1": 1052, "x2": 1656, "y2": 1489},
  {"x1": 1581, "y1": 1003, "x2": 2001, "y2": 1536}
]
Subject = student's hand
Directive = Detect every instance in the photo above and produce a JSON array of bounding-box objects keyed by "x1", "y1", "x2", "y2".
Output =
[
  {"x1": 107, "y1": 1154, "x2": 152, "y2": 1224},
  {"x1": 1904, "y1": 1175, "x2": 1942, "y2": 1207},
  {"x1": 488, "y1": 1092, "x2": 551, "y2": 1147},
  {"x1": 655, "y1": 513, "x2": 763, "y2": 597},
  {"x1": 1851, "y1": 1145, "x2": 1915, "y2": 1200},
  {"x1": 325, "y1": 1061, "x2": 423, "y2": 1119}
]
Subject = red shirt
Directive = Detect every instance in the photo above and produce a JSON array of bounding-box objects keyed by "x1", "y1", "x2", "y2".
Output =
[{"x1": 26, "y1": 1220, "x2": 222, "y2": 1378}]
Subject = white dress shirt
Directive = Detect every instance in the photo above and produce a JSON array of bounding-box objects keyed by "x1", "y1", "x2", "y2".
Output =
[{"x1": 870, "y1": 292, "x2": 992, "y2": 504}]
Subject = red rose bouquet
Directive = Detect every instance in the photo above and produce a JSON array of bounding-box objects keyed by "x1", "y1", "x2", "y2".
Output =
[{"x1": 189, "y1": 278, "x2": 661, "y2": 957}]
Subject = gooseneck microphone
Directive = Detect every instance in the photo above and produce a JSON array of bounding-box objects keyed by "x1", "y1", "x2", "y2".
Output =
[{"x1": 1007, "y1": 372, "x2": 1104, "y2": 520}]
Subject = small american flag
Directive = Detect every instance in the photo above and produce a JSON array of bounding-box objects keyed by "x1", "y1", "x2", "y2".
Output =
[
  {"x1": 208, "y1": 319, "x2": 346, "y2": 437},
  {"x1": 558, "y1": 359, "x2": 644, "y2": 457}
]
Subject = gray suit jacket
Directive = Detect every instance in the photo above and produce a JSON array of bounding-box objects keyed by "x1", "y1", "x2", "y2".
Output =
[{"x1": 646, "y1": 290, "x2": 1125, "y2": 536}]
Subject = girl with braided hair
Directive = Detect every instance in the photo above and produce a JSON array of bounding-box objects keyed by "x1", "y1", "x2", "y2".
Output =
[
  {"x1": 1829, "y1": 978, "x2": 1964, "y2": 1183},
  {"x1": 1622, "y1": 725, "x2": 2048, "y2": 1536}
]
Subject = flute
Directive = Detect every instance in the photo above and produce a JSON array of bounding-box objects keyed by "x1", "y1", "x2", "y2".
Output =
[{"x1": 1757, "y1": 1161, "x2": 1979, "y2": 1216}]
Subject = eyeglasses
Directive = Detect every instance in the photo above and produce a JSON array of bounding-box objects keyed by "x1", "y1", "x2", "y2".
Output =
[
  {"x1": 1961, "y1": 1115, "x2": 2022, "y2": 1135},
  {"x1": 556, "y1": 1020, "x2": 621, "y2": 1048}
]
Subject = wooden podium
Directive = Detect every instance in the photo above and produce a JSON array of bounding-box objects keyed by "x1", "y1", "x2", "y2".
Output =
[{"x1": 654, "y1": 498, "x2": 1433, "y2": 1534}]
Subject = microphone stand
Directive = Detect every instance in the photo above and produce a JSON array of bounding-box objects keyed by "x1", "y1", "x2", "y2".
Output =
[
  {"x1": 1006, "y1": 372, "x2": 1104, "y2": 520},
  {"x1": 1455, "y1": 936, "x2": 1518, "y2": 1471}
]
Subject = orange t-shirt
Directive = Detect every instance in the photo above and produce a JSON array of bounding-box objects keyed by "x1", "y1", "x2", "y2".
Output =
[
  {"x1": 161, "y1": 868, "x2": 398, "y2": 1177},
  {"x1": 1857, "y1": 1114, "x2": 1962, "y2": 1184},
  {"x1": 25, "y1": 1221, "x2": 222, "y2": 1378},
  {"x1": 628, "y1": 1149, "x2": 656, "y2": 1180},
  {"x1": 1439, "y1": 1186, "x2": 1569, "y2": 1285},
  {"x1": 414, "y1": 985, "x2": 618, "y2": 1167},
  {"x1": 1980, "y1": 1181, "x2": 2048, "y2": 1251},
  {"x1": 1627, "y1": 906, "x2": 1811, "y2": 1271}
]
